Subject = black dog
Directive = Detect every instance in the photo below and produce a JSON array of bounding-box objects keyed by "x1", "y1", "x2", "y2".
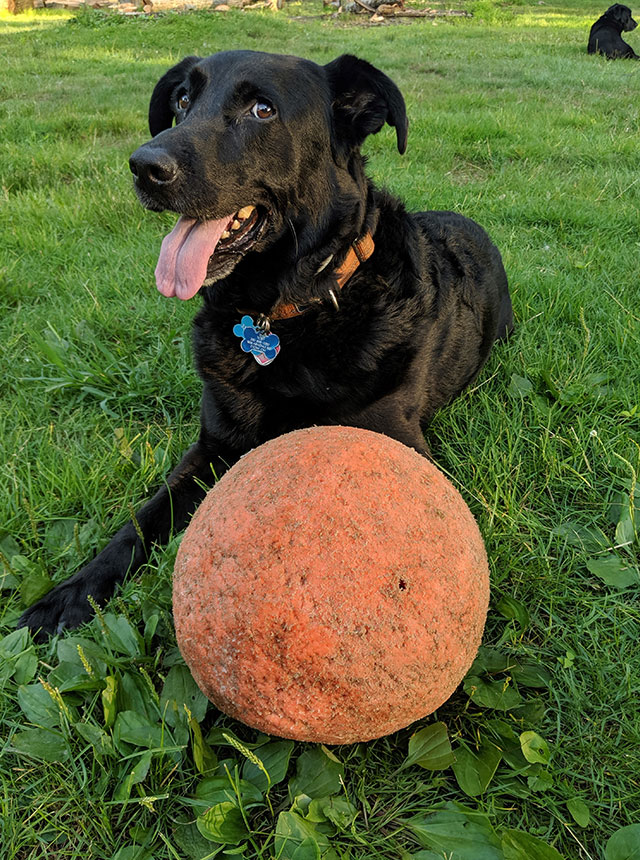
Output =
[
  {"x1": 19, "y1": 51, "x2": 513, "y2": 639},
  {"x1": 588, "y1": 4, "x2": 639, "y2": 57}
]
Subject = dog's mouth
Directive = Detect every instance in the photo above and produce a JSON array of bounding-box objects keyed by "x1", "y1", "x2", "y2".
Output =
[{"x1": 155, "y1": 205, "x2": 268, "y2": 300}]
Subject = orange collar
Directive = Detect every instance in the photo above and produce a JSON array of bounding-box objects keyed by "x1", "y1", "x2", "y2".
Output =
[
  {"x1": 266, "y1": 232, "x2": 375, "y2": 324},
  {"x1": 334, "y1": 231, "x2": 376, "y2": 289}
]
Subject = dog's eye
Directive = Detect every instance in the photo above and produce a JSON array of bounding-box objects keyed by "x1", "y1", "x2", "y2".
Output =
[
  {"x1": 177, "y1": 93, "x2": 191, "y2": 111},
  {"x1": 250, "y1": 100, "x2": 276, "y2": 120}
]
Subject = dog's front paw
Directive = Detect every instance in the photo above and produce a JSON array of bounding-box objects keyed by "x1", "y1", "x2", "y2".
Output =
[{"x1": 17, "y1": 564, "x2": 117, "y2": 642}]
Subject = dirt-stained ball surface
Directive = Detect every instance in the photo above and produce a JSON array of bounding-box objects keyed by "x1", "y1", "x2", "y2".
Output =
[{"x1": 173, "y1": 426, "x2": 489, "y2": 744}]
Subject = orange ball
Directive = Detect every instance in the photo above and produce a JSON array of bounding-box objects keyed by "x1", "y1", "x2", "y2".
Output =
[{"x1": 173, "y1": 426, "x2": 489, "y2": 744}]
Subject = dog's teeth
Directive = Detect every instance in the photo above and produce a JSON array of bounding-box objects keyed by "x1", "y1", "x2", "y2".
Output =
[
  {"x1": 237, "y1": 205, "x2": 255, "y2": 220},
  {"x1": 231, "y1": 220, "x2": 241, "y2": 231},
  {"x1": 221, "y1": 230, "x2": 231, "y2": 240}
]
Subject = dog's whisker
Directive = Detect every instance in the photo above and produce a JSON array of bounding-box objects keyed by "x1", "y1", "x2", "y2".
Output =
[
  {"x1": 315, "y1": 255, "x2": 334, "y2": 275},
  {"x1": 287, "y1": 217, "x2": 299, "y2": 258}
]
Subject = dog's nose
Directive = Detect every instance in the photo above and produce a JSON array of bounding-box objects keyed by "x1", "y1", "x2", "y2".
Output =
[{"x1": 129, "y1": 146, "x2": 179, "y2": 186}]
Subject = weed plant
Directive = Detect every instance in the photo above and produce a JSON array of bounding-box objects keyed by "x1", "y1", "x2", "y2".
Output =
[{"x1": 0, "y1": 2, "x2": 639, "y2": 859}]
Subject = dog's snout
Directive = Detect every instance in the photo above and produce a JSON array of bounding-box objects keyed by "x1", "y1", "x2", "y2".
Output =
[{"x1": 129, "y1": 146, "x2": 179, "y2": 187}]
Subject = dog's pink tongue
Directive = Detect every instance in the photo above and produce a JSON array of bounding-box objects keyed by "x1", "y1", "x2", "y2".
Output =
[{"x1": 155, "y1": 215, "x2": 231, "y2": 300}]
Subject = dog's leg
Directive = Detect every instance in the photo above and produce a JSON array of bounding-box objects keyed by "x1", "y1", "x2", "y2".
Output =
[{"x1": 18, "y1": 439, "x2": 237, "y2": 640}]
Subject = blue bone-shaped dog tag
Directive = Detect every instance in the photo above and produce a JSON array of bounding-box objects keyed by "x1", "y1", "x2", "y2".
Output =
[{"x1": 233, "y1": 315, "x2": 280, "y2": 365}]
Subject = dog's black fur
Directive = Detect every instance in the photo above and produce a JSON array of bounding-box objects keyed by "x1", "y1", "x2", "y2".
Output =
[
  {"x1": 588, "y1": 4, "x2": 639, "y2": 57},
  {"x1": 19, "y1": 51, "x2": 513, "y2": 639}
]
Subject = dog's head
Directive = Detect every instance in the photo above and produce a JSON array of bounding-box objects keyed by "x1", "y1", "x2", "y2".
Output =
[
  {"x1": 603, "y1": 3, "x2": 637, "y2": 30},
  {"x1": 129, "y1": 50, "x2": 408, "y2": 300}
]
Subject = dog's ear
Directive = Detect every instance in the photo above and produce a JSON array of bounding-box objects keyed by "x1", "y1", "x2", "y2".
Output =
[
  {"x1": 620, "y1": 4, "x2": 633, "y2": 26},
  {"x1": 148, "y1": 56, "x2": 201, "y2": 137},
  {"x1": 324, "y1": 54, "x2": 408, "y2": 155},
  {"x1": 610, "y1": 3, "x2": 630, "y2": 24}
]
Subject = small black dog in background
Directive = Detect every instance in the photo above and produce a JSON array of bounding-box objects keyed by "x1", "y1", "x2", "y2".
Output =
[{"x1": 588, "y1": 4, "x2": 639, "y2": 58}]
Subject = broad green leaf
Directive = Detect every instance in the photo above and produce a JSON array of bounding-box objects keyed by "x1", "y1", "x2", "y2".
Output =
[
  {"x1": 486, "y1": 718, "x2": 516, "y2": 738},
  {"x1": 406, "y1": 803, "x2": 503, "y2": 859},
  {"x1": 496, "y1": 595, "x2": 530, "y2": 631},
  {"x1": 0, "y1": 533, "x2": 21, "y2": 562},
  {"x1": 11, "y1": 727, "x2": 70, "y2": 762},
  {"x1": 20, "y1": 569, "x2": 54, "y2": 606},
  {"x1": 494, "y1": 740, "x2": 529, "y2": 773},
  {"x1": 0, "y1": 627, "x2": 31, "y2": 658},
  {"x1": 508, "y1": 374, "x2": 534, "y2": 397},
  {"x1": 188, "y1": 712, "x2": 217, "y2": 775},
  {"x1": 463, "y1": 675, "x2": 523, "y2": 711},
  {"x1": 516, "y1": 698, "x2": 545, "y2": 725},
  {"x1": 0, "y1": 539, "x2": 20, "y2": 590},
  {"x1": 586, "y1": 557, "x2": 639, "y2": 589},
  {"x1": 101, "y1": 613, "x2": 143, "y2": 657},
  {"x1": 485, "y1": 720, "x2": 530, "y2": 772},
  {"x1": 290, "y1": 794, "x2": 313, "y2": 817},
  {"x1": 172, "y1": 820, "x2": 218, "y2": 860},
  {"x1": 615, "y1": 508, "x2": 637, "y2": 547},
  {"x1": 196, "y1": 802, "x2": 248, "y2": 844},
  {"x1": 17, "y1": 683, "x2": 61, "y2": 728},
  {"x1": 57, "y1": 636, "x2": 109, "y2": 675},
  {"x1": 552, "y1": 522, "x2": 609, "y2": 553},
  {"x1": 118, "y1": 671, "x2": 157, "y2": 721},
  {"x1": 510, "y1": 662, "x2": 552, "y2": 689},
  {"x1": 49, "y1": 661, "x2": 101, "y2": 693},
  {"x1": 10, "y1": 554, "x2": 46, "y2": 579},
  {"x1": 566, "y1": 798, "x2": 590, "y2": 828},
  {"x1": 242, "y1": 740, "x2": 295, "y2": 792},
  {"x1": 75, "y1": 721, "x2": 115, "y2": 757},
  {"x1": 452, "y1": 742, "x2": 502, "y2": 797},
  {"x1": 605, "y1": 824, "x2": 640, "y2": 860},
  {"x1": 502, "y1": 829, "x2": 566, "y2": 859},
  {"x1": 275, "y1": 811, "x2": 331, "y2": 860},
  {"x1": 609, "y1": 488, "x2": 640, "y2": 527},
  {"x1": 519, "y1": 731, "x2": 550, "y2": 765},
  {"x1": 114, "y1": 710, "x2": 166, "y2": 751},
  {"x1": 43, "y1": 519, "x2": 77, "y2": 557},
  {"x1": 403, "y1": 723, "x2": 455, "y2": 771},
  {"x1": 194, "y1": 776, "x2": 262, "y2": 808},
  {"x1": 14, "y1": 649, "x2": 38, "y2": 685},
  {"x1": 102, "y1": 675, "x2": 118, "y2": 727},
  {"x1": 289, "y1": 747, "x2": 344, "y2": 799},
  {"x1": 143, "y1": 613, "x2": 160, "y2": 647},
  {"x1": 77, "y1": 518, "x2": 101, "y2": 552},
  {"x1": 527, "y1": 769, "x2": 554, "y2": 792},
  {"x1": 468, "y1": 647, "x2": 512, "y2": 675},
  {"x1": 306, "y1": 796, "x2": 358, "y2": 831},
  {"x1": 291, "y1": 837, "x2": 322, "y2": 860},
  {"x1": 160, "y1": 665, "x2": 208, "y2": 727},
  {"x1": 0, "y1": 570, "x2": 19, "y2": 590}
]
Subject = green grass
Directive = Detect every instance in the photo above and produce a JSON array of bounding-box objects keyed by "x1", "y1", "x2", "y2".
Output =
[{"x1": 1, "y1": 2, "x2": 639, "y2": 858}]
